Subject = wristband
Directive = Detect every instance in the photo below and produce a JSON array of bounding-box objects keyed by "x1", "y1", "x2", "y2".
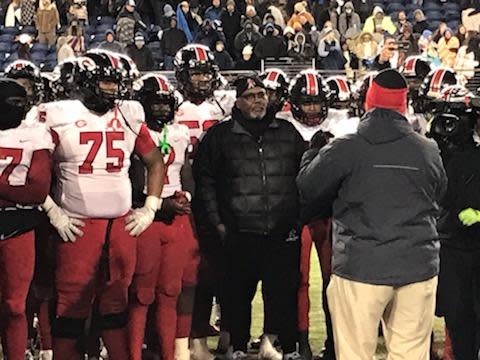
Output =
[{"x1": 145, "y1": 195, "x2": 163, "y2": 211}]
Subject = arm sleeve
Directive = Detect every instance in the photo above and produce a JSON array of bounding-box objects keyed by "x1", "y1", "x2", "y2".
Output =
[
  {"x1": 192, "y1": 128, "x2": 223, "y2": 227},
  {"x1": 317, "y1": 40, "x2": 329, "y2": 57},
  {"x1": 296, "y1": 137, "x2": 352, "y2": 223},
  {"x1": 134, "y1": 123, "x2": 157, "y2": 157},
  {"x1": 0, "y1": 149, "x2": 52, "y2": 205}
]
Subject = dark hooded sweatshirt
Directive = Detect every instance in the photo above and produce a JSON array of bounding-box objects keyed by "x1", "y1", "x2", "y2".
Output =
[{"x1": 297, "y1": 108, "x2": 447, "y2": 286}]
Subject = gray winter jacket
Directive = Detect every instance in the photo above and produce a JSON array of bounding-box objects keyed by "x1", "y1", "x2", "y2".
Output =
[{"x1": 297, "y1": 108, "x2": 447, "y2": 286}]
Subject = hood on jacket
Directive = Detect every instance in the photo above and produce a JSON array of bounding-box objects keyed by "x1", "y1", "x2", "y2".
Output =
[
  {"x1": 359, "y1": 31, "x2": 373, "y2": 42},
  {"x1": 164, "y1": 4, "x2": 175, "y2": 17},
  {"x1": 39, "y1": 0, "x2": 56, "y2": 10},
  {"x1": 358, "y1": 108, "x2": 412, "y2": 145},
  {"x1": 344, "y1": 1, "x2": 354, "y2": 10},
  {"x1": 284, "y1": 26, "x2": 295, "y2": 36},
  {"x1": 294, "y1": 31, "x2": 306, "y2": 45},
  {"x1": 372, "y1": 6, "x2": 384, "y2": 17}
]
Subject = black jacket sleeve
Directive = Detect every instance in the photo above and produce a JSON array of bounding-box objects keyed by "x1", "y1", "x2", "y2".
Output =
[
  {"x1": 193, "y1": 127, "x2": 223, "y2": 227},
  {"x1": 296, "y1": 137, "x2": 353, "y2": 223}
]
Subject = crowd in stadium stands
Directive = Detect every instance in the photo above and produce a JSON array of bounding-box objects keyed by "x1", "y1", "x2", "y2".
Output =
[{"x1": 0, "y1": 0, "x2": 479, "y2": 72}]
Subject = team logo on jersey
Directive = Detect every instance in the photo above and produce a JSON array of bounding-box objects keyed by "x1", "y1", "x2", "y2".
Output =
[{"x1": 75, "y1": 120, "x2": 87, "y2": 128}]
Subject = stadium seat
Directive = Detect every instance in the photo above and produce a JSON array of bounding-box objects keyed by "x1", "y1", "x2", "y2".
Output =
[
  {"x1": 423, "y1": 2, "x2": 441, "y2": 11},
  {"x1": 43, "y1": 60, "x2": 57, "y2": 71},
  {"x1": 405, "y1": 3, "x2": 421, "y2": 12},
  {"x1": 445, "y1": 11, "x2": 460, "y2": 21},
  {"x1": 425, "y1": 10, "x2": 444, "y2": 21},
  {"x1": 447, "y1": 20, "x2": 459, "y2": 30},
  {"x1": 0, "y1": 34, "x2": 14, "y2": 43},
  {"x1": 95, "y1": 24, "x2": 114, "y2": 35},
  {"x1": 97, "y1": 16, "x2": 116, "y2": 26},
  {"x1": 0, "y1": 42, "x2": 11, "y2": 53},
  {"x1": 428, "y1": 20, "x2": 441, "y2": 30},
  {"x1": 390, "y1": 11, "x2": 400, "y2": 21},
  {"x1": 387, "y1": 3, "x2": 405, "y2": 13},
  {"x1": 443, "y1": 2, "x2": 460, "y2": 13},
  {"x1": 31, "y1": 43, "x2": 49, "y2": 53},
  {"x1": 46, "y1": 52, "x2": 57, "y2": 62},
  {"x1": 147, "y1": 41, "x2": 161, "y2": 51},
  {"x1": 1, "y1": 26, "x2": 19, "y2": 35},
  {"x1": 20, "y1": 25, "x2": 36, "y2": 34}
]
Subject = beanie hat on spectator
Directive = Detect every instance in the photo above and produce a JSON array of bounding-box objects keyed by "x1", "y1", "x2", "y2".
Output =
[
  {"x1": 365, "y1": 69, "x2": 408, "y2": 114},
  {"x1": 284, "y1": 26, "x2": 295, "y2": 36},
  {"x1": 127, "y1": 0, "x2": 136, "y2": 6},
  {"x1": 226, "y1": 0, "x2": 235, "y2": 7},
  {"x1": 234, "y1": 74, "x2": 265, "y2": 97},
  {"x1": 344, "y1": 1, "x2": 354, "y2": 10},
  {"x1": 373, "y1": 6, "x2": 383, "y2": 16},
  {"x1": 164, "y1": 4, "x2": 175, "y2": 17},
  {"x1": 105, "y1": 29, "x2": 114, "y2": 36},
  {"x1": 134, "y1": 32, "x2": 145, "y2": 43},
  {"x1": 242, "y1": 44, "x2": 253, "y2": 55}
]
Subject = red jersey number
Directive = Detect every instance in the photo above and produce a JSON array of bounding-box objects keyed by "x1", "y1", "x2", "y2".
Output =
[
  {"x1": 0, "y1": 147, "x2": 24, "y2": 185},
  {"x1": 178, "y1": 120, "x2": 218, "y2": 146},
  {"x1": 78, "y1": 131, "x2": 125, "y2": 174},
  {"x1": 163, "y1": 147, "x2": 176, "y2": 185}
]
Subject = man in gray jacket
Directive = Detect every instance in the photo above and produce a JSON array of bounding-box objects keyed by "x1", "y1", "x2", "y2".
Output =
[{"x1": 296, "y1": 69, "x2": 447, "y2": 360}]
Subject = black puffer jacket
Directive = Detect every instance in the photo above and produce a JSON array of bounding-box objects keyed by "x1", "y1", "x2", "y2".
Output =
[
  {"x1": 193, "y1": 108, "x2": 306, "y2": 237},
  {"x1": 297, "y1": 108, "x2": 447, "y2": 286}
]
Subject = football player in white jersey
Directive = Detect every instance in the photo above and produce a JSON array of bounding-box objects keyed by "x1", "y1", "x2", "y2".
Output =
[
  {"x1": 174, "y1": 44, "x2": 236, "y2": 149},
  {"x1": 128, "y1": 74, "x2": 198, "y2": 360},
  {"x1": 38, "y1": 51, "x2": 165, "y2": 360},
  {"x1": 278, "y1": 70, "x2": 359, "y2": 360},
  {"x1": 0, "y1": 79, "x2": 54, "y2": 360},
  {"x1": 173, "y1": 44, "x2": 236, "y2": 360},
  {"x1": 4, "y1": 60, "x2": 45, "y2": 125}
]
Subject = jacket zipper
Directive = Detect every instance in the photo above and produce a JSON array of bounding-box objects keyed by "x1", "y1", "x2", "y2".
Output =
[{"x1": 258, "y1": 136, "x2": 269, "y2": 235}]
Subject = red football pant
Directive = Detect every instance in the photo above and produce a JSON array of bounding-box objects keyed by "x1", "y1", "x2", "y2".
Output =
[
  {"x1": 298, "y1": 219, "x2": 332, "y2": 332},
  {"x1": 54, "y1": 216, "x2": 136, "y2": 360},
  {"x1": 0, "y1": 231, "x2": 35, "y2": 360},
  {"x1": 129, "y1": 215, "x2": 199, "y2": 360}
]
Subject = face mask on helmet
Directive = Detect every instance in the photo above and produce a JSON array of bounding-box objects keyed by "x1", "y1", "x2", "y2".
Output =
[
  {"x1": 5, "y1": 62, "x2": 43, "y2": 108},
  {"x1": 0, "y1": 79, "x2": 28, "y2": 130},
  {"x1": 290, "y1": 72, "x2": 329, "y2": 126},
  {"x1": 145, "y1": 96, "x2": 176, "y2": 131},
  {"x1": 427, "y1": 111, "x2": 475, "y2": 154},
  {"x1": 295, "y1": 95, "x2": 328, "y2": 126}
]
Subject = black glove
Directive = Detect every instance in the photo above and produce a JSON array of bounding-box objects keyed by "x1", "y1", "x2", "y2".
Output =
[{"x1": 310, "y1": 130, "x2": 333, "y2": 150}]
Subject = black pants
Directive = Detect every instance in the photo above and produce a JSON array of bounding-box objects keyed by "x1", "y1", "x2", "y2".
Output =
[
  {"x1": 437, "y1": 245, "x2": 480, "y2": 360},
  {"x1": 225, "y1": 231, "x2": 300, "y2": 353}
]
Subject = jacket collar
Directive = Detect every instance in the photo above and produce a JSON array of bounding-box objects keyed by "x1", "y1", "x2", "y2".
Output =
[{"x1": 231, "y1": 107, "x2": 280, "y2": 135}]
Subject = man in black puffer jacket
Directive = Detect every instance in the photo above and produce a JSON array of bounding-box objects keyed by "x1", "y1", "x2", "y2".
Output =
[
  {"x1": 193, "y1": 74, "x2": 305, "y2": 360},
  {"x1": 297, "y1": 69, "x2": 447, "y2": 360}
]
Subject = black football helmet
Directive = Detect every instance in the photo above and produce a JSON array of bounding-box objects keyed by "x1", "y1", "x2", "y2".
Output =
[
  {"x1": 289, "y1": 70, "x2": 330, "y2": 126},
  {"x1": 351, "y1": 72, "x2": 377, "y2": 117},
  {"x1": 117, "y1": 53, "x2": 140, "y2": 100},
  {"x1": 4, "y1": 60, "x2": 43, "y2": 107},
  {"x1": 0, "y1": 78, "x2": 28, "y2": 130},
  {"x1": 174, "y1": 44, "x2": 219, "y2": 102},
  {"x1": 415, "y1": 68, "x2": 458, "y2": 113},
  {"x1": 78, "y1": 51, "x2": 125, "y2": 113},
  {"x1": 259, "y1": 68, "x2": 289, "y2": 113},
  {"x1": 326, "y1": 75, "x2": 352, "y2": 109},
  {"x1": 51, "y1": 58, "x2": 81, "y2": 100},
  {"x1": 134, "y1": 74, "x2": 178, "y2": 131}
]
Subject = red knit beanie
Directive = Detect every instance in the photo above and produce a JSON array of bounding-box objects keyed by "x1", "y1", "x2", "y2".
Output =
[{"x1": 365, "y1": 69, "x2": 408, "y2": 114}]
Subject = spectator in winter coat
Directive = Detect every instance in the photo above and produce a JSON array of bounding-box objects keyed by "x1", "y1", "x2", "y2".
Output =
[
  {"x1": 204, "y1": 0, "x2": 224, "y2": 22},
  {"x1": 297, "y1": 68, "x2": 446, "y2": 360},
  {"x1": 234, "y1": 20, "x2": 263, "y2": 58},
  {"x1": 242, "y1": 5, "x2": 262, "y2": 27},
  {"x1": 317, "y1": 27, "x2": 346, "y2": 70},
  {"x1": 221, "y1": 0, "x2": 242, "y2": 56},
  {"x1": 161, "y1": 16, "x2": 188, "y2": 69},
  {"x1": 68, "y1": 0, "x2": 88, "y2": 27},
  {"x1": 288, "y1": 2, "x2": 315, "y2": 29},
  {"x1": 265, "y1": 0, "x2": 285, "y2": 29},
  {"x1": 284, "y1": 26, "x2": 296, "y2": 51},
  {"x1": 67, "y1": 21, "x2": 85, "y2": 55},
  {"x1": 97, "y1": 29, "x2": 124, "y2": 53},
  {"x1": 313, "y1": 0, "x2": 338, "y2": 31},
  {"x1": 126, "y1": 32, "x2": 154, "y2": 70},
  {"x1": 338, "y1": 2, "x2": 361, "y2": 38},
  {"x1": 438, "y1": 28, "x2": 460, "y2": 67},
  {"x1": 158, "y1": 4, "x2": 176, "y2": 29},
  {"x1": 363, "y1": 6, "x2": 396, "y2": 35},
  {"x1": 35, "y1": 0, "x2": 60, "y2": 46},
  {"x1": 395, "y1": 11, "x2": 412, "y2": 35},
  {"x1": 5, "y1": 0, "x2": 21, "y2": 27},
  {"x1": 21, "y1": 0, "x2": 36, "y2": 26},
  {"x1": 454, "y1": 34, "x2": 480, "y2": 80},
  {"x1": 194, "y1": 19, "x2": 223, "y2": 50},
  {"x1": 260, "y1": 13, "x2": 283, "y2": 36},
  {"x1": 353, "y1": 0, "x2": 373, "y2": 23},
  {"x1": 57, "y1": 36, "x2": 75, "y2": 63},
  {"x1": 287, "y1": 31, "x2": 315, "y2": 60},
  {"x1": 412, "y1": 9, "x2": 428, "y2": 35},
  {"x1": 354, "y1": 31, "x2": 377, "y2": 63},
  {"x1": 214, "y1": 40, "x2": 235, "y2": 69},
  {"x1": 433, "y1": 22, "x2": 447, "y2": 43},
  {"x1": 116, "y1": 0, "x2": 146, "y2": 46},
  {"x1": 254, "y1": 23, "x2": 287, "y2": 59},
  {"x1": 176, "y1": 1, "x2": 201, "y2": 43},
  {"x1": 235, "y1": 44, "x2": 261, "y2": 69}
]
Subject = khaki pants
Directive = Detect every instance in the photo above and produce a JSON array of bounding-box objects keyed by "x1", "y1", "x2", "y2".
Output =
[{"x1": 327, "y1": 274, "x2": 438, "y2": 360}]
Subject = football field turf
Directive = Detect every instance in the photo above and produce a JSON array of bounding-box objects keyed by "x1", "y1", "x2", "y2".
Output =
[{"x1": 210, "y1": 250, "x2": 446, "y2": 359}]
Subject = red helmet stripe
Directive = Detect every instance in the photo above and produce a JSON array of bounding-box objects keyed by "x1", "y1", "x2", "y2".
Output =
[
  {"x1": 106, "y1": 53, "x2": 120, "y2": 69},
  {"x1": 155, "y1": 76, "x2": 169, "y2": 92},
  {"x1": 195, "y1": 46, "x2": 208, "y2": 62},
  {"x1": 336, "y1": 78, "x2": 349, "y2": 93},
  {"x1": 405, "y1": 57, "x2": 416, "y2": 73},
  {"x1": 267, "y1": 70, "x2": 279, "y2": 82},
  {"x1": 306, "y1": 72, "x2": 318, "y2": 95},
  {"x1": 431, "y1": 69, "x2": 446, "y2": 94}
]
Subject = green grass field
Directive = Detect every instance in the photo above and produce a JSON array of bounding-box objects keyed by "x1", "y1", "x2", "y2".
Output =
[{"x1": 210, "y1": 250, "x2": 446, "y2": 359}]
